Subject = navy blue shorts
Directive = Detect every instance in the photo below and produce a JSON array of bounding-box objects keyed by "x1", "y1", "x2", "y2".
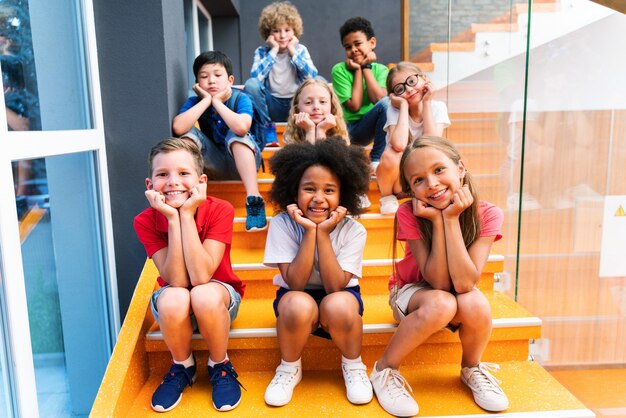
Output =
[{"x1": 272, "y1": 285, "x2": 364, "y2": 339}]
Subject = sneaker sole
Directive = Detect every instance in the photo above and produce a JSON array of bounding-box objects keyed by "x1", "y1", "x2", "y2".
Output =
[
  {"x1": 213, "y1": 396, "x2": 241, "y2": 412},
  {"x1": 151, "y1": 395, "x2": 182, "y2": 413},
  {"x1": 245, "y1": 224, "x2": 268, "y2": 232}
]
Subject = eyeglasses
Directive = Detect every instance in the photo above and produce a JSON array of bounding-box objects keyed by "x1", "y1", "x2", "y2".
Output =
[{"x1": 391, "y1": 73, "x2": 423, "y2": 96}]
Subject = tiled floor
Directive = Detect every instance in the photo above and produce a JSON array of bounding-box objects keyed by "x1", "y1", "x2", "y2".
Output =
[{"x1": 549, "y1": 367, "x2": 626, "y2": 418}]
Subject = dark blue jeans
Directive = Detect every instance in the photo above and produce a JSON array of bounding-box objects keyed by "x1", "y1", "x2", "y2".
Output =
[
  {"x1": 347, "y1": 96, "x2": 389, "y2": 162},
  {"x1": 244, "y1": 77, "x2": 291, "y2": 124}
]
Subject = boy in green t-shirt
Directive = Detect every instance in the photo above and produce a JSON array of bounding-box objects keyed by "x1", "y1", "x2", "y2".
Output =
[{"x1": 331, "y1": 16, "x2": 389, "y2": 172}]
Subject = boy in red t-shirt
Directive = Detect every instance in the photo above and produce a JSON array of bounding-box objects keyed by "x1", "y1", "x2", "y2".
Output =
[{"x1": 134, "y1": 137, "x2": 245, "y2": 413}]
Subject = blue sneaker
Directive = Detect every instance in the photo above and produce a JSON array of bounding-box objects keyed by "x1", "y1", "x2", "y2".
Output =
[
  {"x1": 265, "y1": 123, "x2": 279, "y2": 147},
  {"x1": 209, "y1": 360, "x2": 245, "y2": 411},
  {"x1": 245, "y1": 196, "x2": 267, "y2": 232},
  {"x1": 151, "y1": 359, "x2": 197, "y2": 412}
]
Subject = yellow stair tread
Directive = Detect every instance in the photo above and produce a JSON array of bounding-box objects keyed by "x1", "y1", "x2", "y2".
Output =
[{"x1": 125, "y1": 361, "x2": 591, "y2": 417}]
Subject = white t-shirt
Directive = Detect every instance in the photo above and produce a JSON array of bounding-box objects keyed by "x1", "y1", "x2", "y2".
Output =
[
  {"x1": 268, "y1": 52, "x2": 299, "y2": 98},
  {"x1": 383, "y1": 100, "x2": 451, "y2": 142},
  {"x1": 263, "y1": 213, "x2": 367, "y2": 289}
]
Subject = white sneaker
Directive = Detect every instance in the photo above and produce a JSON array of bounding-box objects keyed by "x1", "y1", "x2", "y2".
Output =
[
  {"x1": 342, "y1": 361, "x2": 373, "y2": 404},
  {"x1": 264, "y1": 363, "x2": 302, "y2": 406},
  {"x1": 370, "y1": 161, "x2": 380, "y2": 176},
  {"x1": 379, "y1": 195, "x2": 399, "y2": 215},
  {"x1": 369, "y1": 362, "x2": 418, "y2": 417},
  {"x1": 359, "y1": 193, "x2": 372, "y2": 209},
  {"x1": 461, "y1": 362, "x2": 509, "y2": 412}
]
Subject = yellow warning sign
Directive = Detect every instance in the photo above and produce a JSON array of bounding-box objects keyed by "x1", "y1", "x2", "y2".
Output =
[{"x1": 615, "y1": 205, "x2": 626, "y2": 217}]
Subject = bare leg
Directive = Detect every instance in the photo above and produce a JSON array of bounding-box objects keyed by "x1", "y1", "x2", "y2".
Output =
[
  {"x1": 276, "y1": 292, "x2": 319, "y2": 361},
  {"x1": 452, "y1": 288, "x2": 492, "y2": 367},
  {"x1": 190, "y1": 282, "x2": 231, "y2": 362},
  {"x1": 377, "y1": 289, "x2": 457, "y2": 370},
  {"x1": 376, "y1": 147, "x2": 403, "y2": 197},
  {"x1": 157, "y1": 287, "x2": 194, "y2": 361},
  {"x1": 231, "y1": 142, "x2": 260, "y2": 197},
  {"x1": 319, "y1": 291, "x2": 362, "y2": 359}
]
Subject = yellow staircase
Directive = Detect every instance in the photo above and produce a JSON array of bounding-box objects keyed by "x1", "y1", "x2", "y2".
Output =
[{"x1": 91, "y1": 123, "x2": 593, "y2": 417}]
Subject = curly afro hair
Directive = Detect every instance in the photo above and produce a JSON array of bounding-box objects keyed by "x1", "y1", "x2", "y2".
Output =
[{"x1": 269, "y1": 137, "x2": 370, "y2": 216}]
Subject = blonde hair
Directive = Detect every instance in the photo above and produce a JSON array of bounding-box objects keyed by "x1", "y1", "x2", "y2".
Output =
[
  {"x1": 284, "y1": 79, "x2": 349, "y2": 144},
  {"x1": 258, "y1": 1, "x2": 303, "y2": 39},
  {"x1": 386, "y1": 61, "x2": 424, "y2": 93}
]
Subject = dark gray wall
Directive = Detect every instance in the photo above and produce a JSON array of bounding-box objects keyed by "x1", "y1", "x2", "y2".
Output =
[
  {"x1": 93, "y1": 0, "x2": 187, "y2": 317},
  {"x1": 94, "y1": 1, "x2": 401, "y2": 319}
]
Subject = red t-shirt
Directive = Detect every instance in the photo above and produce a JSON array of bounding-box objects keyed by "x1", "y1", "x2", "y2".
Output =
[
  {"x1": 133, "y1": 196, "x2": 245, "y2": 297},
  {"x1": 389, "y1": 200, "x2": 503, "y2": 290}
]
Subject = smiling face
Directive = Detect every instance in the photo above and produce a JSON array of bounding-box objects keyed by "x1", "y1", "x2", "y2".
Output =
[
  {"x1": 196, "y1": 63, "x2": 234, "y2": 96},
  {"x1": 146, "y1": 150, "x2": 207, "y2": 209},
  {"x1": 390, "y1": 69, "x2": 426, "y2": 103},
  {"x1": 296, "y1": 165, "x2": 340, "y2": 224},
  {"x1": 296, "y1": 84, "x2": 332, "y2": 124},
  {"x1": 403, "y1": 147, "x2": 465, "y2": 210},
  {"x1": 342, "y1": 31, "x2": 376, "y2": 65},
  {"x1": 271, "y1": 22, "x2": 295, "y2": 52}
]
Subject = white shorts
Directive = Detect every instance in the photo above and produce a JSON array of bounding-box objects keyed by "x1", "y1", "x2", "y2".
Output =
[{"x1": 389, "y1": 281, "x2": 431, "y2": 322}]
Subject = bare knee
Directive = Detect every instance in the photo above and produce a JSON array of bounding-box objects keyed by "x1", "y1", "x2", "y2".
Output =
[
  {"x1": 319, "y1": 292, "x2": 360, "y2": 332},
  {"x1": 190, "y1": 283, "x2": 228, "y2": 316},
  {"x1": 410, "y1": 290, "x2": 456, "y2": 326},
  {"x1": 456, "y1": 290, "x2": 491, "y2": 324},
  {"x1": 158, "y1": 288, "x2": 191, "y2": 321},
  {"x1": 278, "y1": 293, "x2": 318, "y2": 331}
]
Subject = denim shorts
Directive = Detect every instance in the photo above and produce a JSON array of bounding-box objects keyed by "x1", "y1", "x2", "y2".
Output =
[
  {"x1": 150, "y1": 279, "x2": 242, "y2": 328},
  {"x1": 273, "y1": 285, "x2": 364, "y2": 339},
  {"x1": 183, "y1": 126, "x2": 262, "y2": 180}
]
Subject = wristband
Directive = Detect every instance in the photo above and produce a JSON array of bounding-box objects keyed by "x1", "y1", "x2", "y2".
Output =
[{"x1": 361, "y1": 63, "x2": 372, "y2": 70}]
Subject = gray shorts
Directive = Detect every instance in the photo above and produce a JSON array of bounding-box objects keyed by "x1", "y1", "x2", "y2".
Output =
[
  {"x1": 390, "y1": 281, "x2": 460, "y2": 332},
  {"x1": 183, "y1": 126, "x2": 262, "y2": 180},
  {"x1": 150, "y1": 280, "x2": 242, "y2": 328}
]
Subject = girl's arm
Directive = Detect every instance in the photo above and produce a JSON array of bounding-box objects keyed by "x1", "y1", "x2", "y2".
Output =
[
  {"x1": 178, "y1": 183, "x2": 225, "y2": 286},
  {"x1": 277, "y1": 204, "x2": 318, "y2": 290},
  {"x1": 442, "y1": 185, "x2": 484, "y2": 293},
  {"x1": 294, "y1": 112, "x2": 316, "y2": 144},
  {"x1": 172, "y1": 90, "x2": 212, "y2": 136},
  {"x1": 409, "y1": 209, "x2": 452, "y2": 290},
  {"x1": 316, "y1": 207, "x2": 352, "y2": 293},
  {"x1": 420, "y1": 82, "x2": 445, "y2": 137},
  {"x1": 388, "y1": 96, "x2": 410, "y2": 152},
  {"x1": 212, "y1": 88, "x2": 253, "y2": 137}
]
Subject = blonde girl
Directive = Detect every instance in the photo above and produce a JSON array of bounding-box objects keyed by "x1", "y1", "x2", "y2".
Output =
[
  {"x1": 369, "y1": 136, "x2": 508, "y2": 417},
  {"x1": 376, "y1": 62, "x2": 451, "y2": 215},
  {"x1": 284, "y1": 78, "x2": 349, "y2": 144}
]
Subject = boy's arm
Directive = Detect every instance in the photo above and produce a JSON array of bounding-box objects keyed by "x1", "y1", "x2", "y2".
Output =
[
  {"x1": 250, "y1": 46, "x2": 275, "y2": 82},
  {"x1": 172, "y1": 93, "x2": 212, "y2": 136},
  {"x1": 362, "y1": 59, "x2": 388, "y2": 103},
  {"x1": 212, "y1": 88, "x2": 252, "y2": 137},
  {"x1": 150, "y1": 214, "x2": 190, "y2": 288},
  {"x1": 343, "y1": 65, "x2": 364, "y2": 113},
  {"x1": 291, "y1": 44, "x2": 318, "y2": 79}
]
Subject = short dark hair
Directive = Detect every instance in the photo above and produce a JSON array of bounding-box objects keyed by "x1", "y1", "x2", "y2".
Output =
[
  {"x1": 192, "y1": 50, "x2": 233, "y2": 80},
  {"x1": 269, "y1": 138, "x2": 370, "y2": 216},
  {"x1": 339, "y1": 16, "x2": 375, "y2": 41},
  {"x1": 148, "y1": 137, "x2": 204, "y2": 177}
]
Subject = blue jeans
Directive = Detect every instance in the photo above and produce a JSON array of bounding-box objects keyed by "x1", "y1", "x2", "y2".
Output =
[
  {"x1": 244, "y1": 78, "x2": 291, "y2": 124},
  {"x1": 347, "y1": 96, "x2": 389, "y2": 162},
  {"x1": 183, "y1": 126, "x2": 262, "y2": 180}
]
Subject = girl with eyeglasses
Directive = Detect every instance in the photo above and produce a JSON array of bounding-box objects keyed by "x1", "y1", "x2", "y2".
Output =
[{"x1": 376, "y1": 62, "x2": 451, "y2": 215}]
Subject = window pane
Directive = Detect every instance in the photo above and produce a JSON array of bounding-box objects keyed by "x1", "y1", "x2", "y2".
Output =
[
  {"x1": 18, "y1": 152, "x2": 111, "y2": 417},
  {"x1": 1, "y1": 0, "x2": 92, "y2": 131}
]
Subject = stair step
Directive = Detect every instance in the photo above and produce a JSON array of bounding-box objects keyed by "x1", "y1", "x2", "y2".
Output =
[
  {"x1": 471, "y1": 22, "x2": 519, "y2": 33},
  {"x1": 124, "y1": 361, "x2": 592, "y2": 417},
  {"x1": 144, "y1": 291, "x2": 541, "y2": 369},
  {"x1": 430, "y1": 42, "x2": 476, "y2": 52}
]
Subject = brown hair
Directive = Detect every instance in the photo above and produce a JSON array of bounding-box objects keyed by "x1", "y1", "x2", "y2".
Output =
[{"x1": 148, "y1": 137, "x2": 204, "y2": 177}]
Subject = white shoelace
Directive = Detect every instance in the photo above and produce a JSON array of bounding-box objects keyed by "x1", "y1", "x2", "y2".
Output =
[
  {"x1": 375, "y1": 368, "x2": 414, "y2": 399},
  {"x1": 467, "y1": 362, "x2": 504, "y2": 394},
  {"x1": 343, "y1": 362, "x2": 370, "y2": 386},
  {"x1": 270, "y1": 364, "x2": 299, "y2": 387}
]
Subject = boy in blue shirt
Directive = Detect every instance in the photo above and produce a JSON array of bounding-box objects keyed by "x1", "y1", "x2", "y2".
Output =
[{"x1": 173, "y1": 50, "x2": 267, "y2": 231}]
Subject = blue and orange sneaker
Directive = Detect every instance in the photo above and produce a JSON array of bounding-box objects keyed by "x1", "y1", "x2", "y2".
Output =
[
  {"x1": 265, "y1": 122, "x2": 279, "y2": 147},
  {"x1": 151, "y1": 358, "x2": 197, "y2": 412},
  {"x1": 208, "y1": 360, "x2": 245, "y2": 411},
  {"x1": 245, "y1": 196, "x2": 267, "y2": 232}
]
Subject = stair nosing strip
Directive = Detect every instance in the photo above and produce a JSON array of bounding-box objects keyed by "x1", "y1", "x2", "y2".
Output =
[{"x1": 145, "y1": 317, "x2": 541, "y2": 341}]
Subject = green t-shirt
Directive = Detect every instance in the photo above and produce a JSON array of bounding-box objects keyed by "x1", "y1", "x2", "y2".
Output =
[{"x1": 331, "y1": 62, "x2": 389, "y2": 122}]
